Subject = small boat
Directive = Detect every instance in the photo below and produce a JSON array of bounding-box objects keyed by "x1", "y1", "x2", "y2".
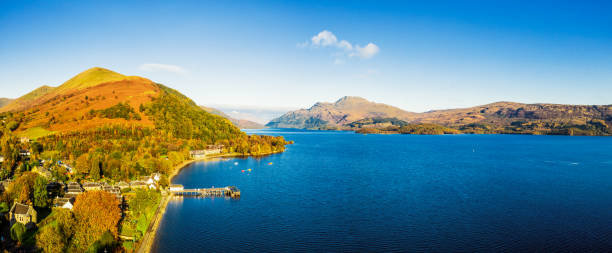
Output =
[
  {"x1": 234, "y1": 162, "x2": 238, "y2": 165},
  {"x1": 241, "y1": 170, "x2": 245, "y2": 173},
  {"x1": 248, "y1": 168, "x2": 252, "y2": 172},
  {"x1": 268, "y1": 162, "x2": 273, "y2": 165}
]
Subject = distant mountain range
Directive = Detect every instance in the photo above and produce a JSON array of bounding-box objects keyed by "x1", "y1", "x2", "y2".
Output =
[
  {"x1": 0, "y1": 98, "x2": 13, "y2": 108},
  {"x1": 266, "y1": 96, "x2": 416, "y2": 128},
  {"x1": 200, "y1": 106, "x2": 265, "y2": 129},
  {"x1": 267, "y1": 96, "x2": 612, "y2": 136}
]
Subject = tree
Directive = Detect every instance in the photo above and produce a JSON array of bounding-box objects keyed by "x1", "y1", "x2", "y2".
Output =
[
  {"x1": 75, "y1": 154, "x2": 89, "y2": 175},
  {"x1": 72, "y1": 191, "x2": 121, "y2": 251},
  {"x1": 36, "y1": 224, "x2": 65, "y2": 253},
  {"x1": 1, "y1": 132, "x2": 20, "y2": 170},
  {"x1": 6, "y1": 121, "x2": 19, "y2": 131},
  {"x1": 34, "y1": 176, "x2": 49, "y2": 208},
  {"x1": 30, "y1": 142, "x2": 43, "y2": 159},
  {"x1": 0, "y1": 202, "x2": 8, "y2": 213},
  {"x1": 10, "y1": 222, "x2": 26, "y2": 244},
  {"x1": 90, "y1": 155, "x2": 101, "y2": 180},
  {"x1": 55, "y1": 208, "x2": 76, "y2": 238},
  {"x1": 5, "y1": 172, "x2": 38, "y2": 205},
  {"x1": 158, "y1": 174, "x2": 169, "y2": 189}
]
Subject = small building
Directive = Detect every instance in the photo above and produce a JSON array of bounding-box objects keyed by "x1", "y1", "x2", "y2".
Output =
[
  {"x1": 82, "y1": 182, "x2": 102, "y2": 191},
  {"x1": 130, "y1": 181, "x2": 147, "y2": 189},
  {"x1": 0, "y1": 155, "x2": 4, "y2": 163},
  {"x1": 139, "y1": 176, "x2": 157, "y2": 189},
  {"x1": 19, "y1": 149, "x2": 30, "y2": 157},
  {"x1": 9, "y1": 203, "x2": 37, "y2": 228},
  {"x1": 19, "y1": 137, "x2": 30, "y2": 143},
  {"x1": 140, "y1": 176, "x2": 155, "y2": 185},
  {"x1": 54, "y1": 197, "x2": 75, "y2": 210},
  {"x1": 151, "y1": 173, "x2": 161, "y2": 182},
  {"x1": 205, "y1": 144, "x2": 224, "y2": 155},
  {"x1": 103, "y1": 186, "x2": 122, "y2": 201},
  {"x1": 169, "y1": 184, "x2": 184, "y2": 192},
  {"x1": 64, "y1": 192, "x2": 80, "y2": 200},
  {"x1": 189, "y1": 150, "x2": 206, "y2": 159},
  {"x1": 66, "y1": 182, "x2": 83, "y2": 194},
  {"x1": 46, "y1": 182, "x2": 66, "y2": 197},
  {"x1": 116, "y1": 181, "x2": 130, "y2": 189},
  {"x1": 190, "y1": 145, "x2": 225, "y2": 159}
]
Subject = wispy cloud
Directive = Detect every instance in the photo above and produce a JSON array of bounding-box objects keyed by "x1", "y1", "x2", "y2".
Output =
[
  {"x1": 299, "y1": 30, "x2": 379, "y2": 62},
  {"x1": 139, "y1": 63, "x2": 187, "y2": 74},
  {"x1": 353, "y1": 43, "x2": 380, "y2": 59}
]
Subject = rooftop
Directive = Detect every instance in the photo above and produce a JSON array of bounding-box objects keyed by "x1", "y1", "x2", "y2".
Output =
[{"x1": 11, "y1": 203, "x2": 31, "y2": 215}]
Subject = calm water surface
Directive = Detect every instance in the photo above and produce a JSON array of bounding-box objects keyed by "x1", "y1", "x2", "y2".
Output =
[{"x1": 153, "y1": 129, "x2": 612, "y2": 252}]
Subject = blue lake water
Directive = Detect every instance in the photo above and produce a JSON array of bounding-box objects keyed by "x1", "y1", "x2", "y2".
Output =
[{"x1": 153, "y1": 129, "x2": 612, "y2": 252}]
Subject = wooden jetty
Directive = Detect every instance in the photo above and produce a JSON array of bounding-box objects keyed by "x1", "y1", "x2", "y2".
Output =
[{"x1": 169, "y1": 185, "x2": 241, "y2": 198}]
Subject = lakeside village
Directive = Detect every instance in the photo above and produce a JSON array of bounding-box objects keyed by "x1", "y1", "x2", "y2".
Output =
[{"x1": 0, "y1": 140, "x2": 226, "y2": 252}]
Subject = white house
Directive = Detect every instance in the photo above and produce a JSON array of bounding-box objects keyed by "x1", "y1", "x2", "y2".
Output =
[
  {"x1": 54, "y1": 196, "x2": 75, "y2": 210},
  {"x1": 151, "y1": 173, "x2": 161, "y2": 182},
  {"x1": 169, "y1": 184, "x2": 184, "y2": 192}
]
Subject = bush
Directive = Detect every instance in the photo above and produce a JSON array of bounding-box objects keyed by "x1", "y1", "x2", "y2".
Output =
[
  {"x1": 6, "y1": 121, "x2": 19, "y2": 131},
  {"x1": 87, "y1": 231, "x2": 118, "y2": 253},
  {"x1": 10, "y1": 222, "x2": 27, "y2": 243},
  {"x1": 0, "y1": 202, "x2": 8, "y2": 213}
]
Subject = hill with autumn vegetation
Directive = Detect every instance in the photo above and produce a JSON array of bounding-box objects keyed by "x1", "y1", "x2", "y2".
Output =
[
  {"x1": 268, "y1": 96, "x2": 612, "y2": 136},
  {"x1": 0, "y1": 67, "x2": 287, "y2": 182},
  {"x1": 0, "y1": 68, "x2": 160, "y2": 133}
]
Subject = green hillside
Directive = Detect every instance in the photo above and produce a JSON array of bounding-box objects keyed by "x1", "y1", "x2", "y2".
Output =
[{"x1": 53, "y1": 67, "x2": 126, "y2": 93}]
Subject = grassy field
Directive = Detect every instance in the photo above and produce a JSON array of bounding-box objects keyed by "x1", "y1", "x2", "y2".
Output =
[{"x1": 19, "y1": 126, "x2": 55, "y2": 139}]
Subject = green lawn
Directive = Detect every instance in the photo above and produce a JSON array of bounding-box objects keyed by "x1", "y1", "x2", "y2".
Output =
[{"x1": 19, "y1": 127, "x2": 55, "y2": 139}]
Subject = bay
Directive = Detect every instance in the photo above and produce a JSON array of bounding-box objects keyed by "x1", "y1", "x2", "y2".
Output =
[{"x1": 153, "y1": 129, "x2": 612, "y2": 252}]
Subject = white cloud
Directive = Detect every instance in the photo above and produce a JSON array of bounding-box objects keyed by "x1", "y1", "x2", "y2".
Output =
[
  {"x1": 337, "y1": 40, "x2": 353, "y2": 51},
  {"x1": 311, "y1": 30, "x2": 338, "y2": 46},
  {"x1": 139, "y1": 63, "x2": 187, "y2": 74},
  {"x1": 299, "y1": 30, "x2": 379, "y2": 61},
  {"x1": 353, "y1": 43, "x2": 380, "y2": 59}
]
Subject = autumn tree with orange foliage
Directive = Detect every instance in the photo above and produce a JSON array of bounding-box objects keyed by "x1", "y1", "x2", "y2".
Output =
[
  {"x1": 0, "y1": 171, "x2": 38, "y2": 205},
  {"x1": 72, "y1": 191, "x2": 121, "y2": 251}
]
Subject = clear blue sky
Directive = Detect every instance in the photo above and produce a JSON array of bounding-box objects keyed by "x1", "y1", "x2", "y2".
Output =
[{"x1": 1, "y1": 0, "x2": 611, "y2": 114}]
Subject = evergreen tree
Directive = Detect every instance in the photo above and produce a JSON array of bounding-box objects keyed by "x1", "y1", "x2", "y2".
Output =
[{"x1": 34, "y1": 176, "x2": 49, "y2": 208}]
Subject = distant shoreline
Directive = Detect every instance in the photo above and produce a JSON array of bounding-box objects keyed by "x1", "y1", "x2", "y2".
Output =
[{"x1": 275, "y1": 127, "x2": 611, "y2": 137}]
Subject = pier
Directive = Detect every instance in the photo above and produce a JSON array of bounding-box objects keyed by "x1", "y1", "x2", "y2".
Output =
[{"x1": 169, "y1": 185, "x2": 241, "y2": 198}]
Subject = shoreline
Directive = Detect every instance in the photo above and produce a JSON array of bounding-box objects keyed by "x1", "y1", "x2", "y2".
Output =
[{"x1": 136, "y1": 150, "x2": 284, "y2": 253}]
